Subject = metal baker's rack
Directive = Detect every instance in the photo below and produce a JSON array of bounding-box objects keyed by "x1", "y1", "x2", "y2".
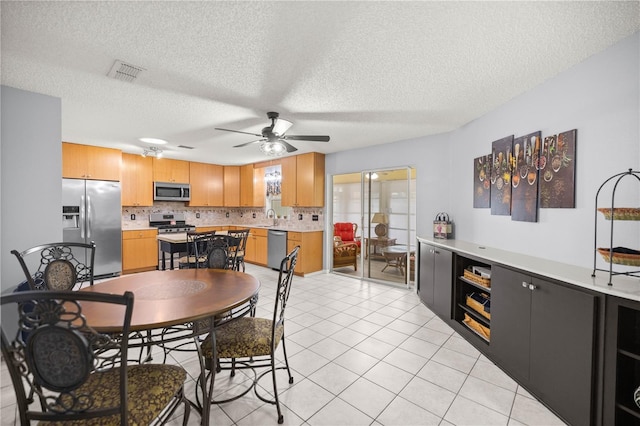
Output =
[{"x1": 592, "y1": 169, "x2": 640, "y2": 285}]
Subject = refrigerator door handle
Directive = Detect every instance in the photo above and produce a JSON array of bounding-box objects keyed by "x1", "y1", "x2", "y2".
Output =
[
  {"x1": 80, "y1": 195, "x2": 86, "y2": 239},
  {"x1": 87, "y1": 195, "x2": 92, "y2": 238}
]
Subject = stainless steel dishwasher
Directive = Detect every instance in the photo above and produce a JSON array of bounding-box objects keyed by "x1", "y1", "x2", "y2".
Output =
[{"x1": 267, "y1": 229, "x2": 288, "y2": 269}]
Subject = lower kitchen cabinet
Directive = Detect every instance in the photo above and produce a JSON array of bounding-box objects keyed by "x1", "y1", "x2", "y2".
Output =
[
  {"x1": 245, "y1": 228, "x2": 268, "y2": 266},
  {"x1": 122, "y1": 229, "x2": 158, "y2": 274},
  {"x1": 418, "y1": 242, "x2": 452, "y2": 318},
  {"x1": 491, "y1": 265, "x2": 597, "y2": 426},
  {"x1": 603, "y1": 296, "x2": 640, "y2": 425},
  {"x1": 287, "y1": 231, "x2": 323, "y2": 276}
]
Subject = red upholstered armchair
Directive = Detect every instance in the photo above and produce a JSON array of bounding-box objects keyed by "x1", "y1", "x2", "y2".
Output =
[{"x1": 334, "y1": 223, "x2": 361, "y2": 253}]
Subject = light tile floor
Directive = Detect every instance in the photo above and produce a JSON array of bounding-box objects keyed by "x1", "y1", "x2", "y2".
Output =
[{"x1": 1, "y1": 264, "x2": 567, "y2": 425}]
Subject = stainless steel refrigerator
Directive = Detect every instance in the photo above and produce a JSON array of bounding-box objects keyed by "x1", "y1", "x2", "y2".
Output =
[{"x1": 62, "y1": 178, "x2": 122, "y2": 278}]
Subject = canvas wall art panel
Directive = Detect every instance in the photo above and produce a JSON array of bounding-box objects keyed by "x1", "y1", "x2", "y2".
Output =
[
  {"x1": 490, "y1": 135, "x2": 514, "y2": 216},
  {"x1": 511, "y1": 131, "x2": 541, "y2": 222},
  {"x1": 474, "y1": 154, "x2": 492, "y2": 208},
  {"x1": 539, "y1": 129, "x2": 577, "y2": 208}
]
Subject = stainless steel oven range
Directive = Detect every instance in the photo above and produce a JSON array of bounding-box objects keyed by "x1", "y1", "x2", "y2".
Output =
[{"x1": 150, "y1": 213, "x2": 195, "y2": 269}]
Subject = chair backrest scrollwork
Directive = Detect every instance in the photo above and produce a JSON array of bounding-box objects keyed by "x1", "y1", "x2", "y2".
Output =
[
  {"x1": 11, "y1": 242, "x2": 96, "y2": 290},
  {"x1": 1, "y1": 290, "x2": 134, "y2": 424}
]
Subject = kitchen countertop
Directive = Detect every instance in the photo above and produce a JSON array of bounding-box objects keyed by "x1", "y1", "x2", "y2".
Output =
[
  {"x1": 418, "y1": 237, "x2": 640, "y2": 302},
  {"x1": 124, "y1": 224, "x2": 323, "y2": 233},
  {"x1": 157, "y1": 227, "x2": 325, "y2": 244}
]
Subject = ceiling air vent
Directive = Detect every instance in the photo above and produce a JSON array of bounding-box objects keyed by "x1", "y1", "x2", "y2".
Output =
[
  {"x1": 107, "y1": 60, "x2": 145, "y2": 82},
  {"x1": 178, "y1": 145, "x2": 195, "y2": 149}
]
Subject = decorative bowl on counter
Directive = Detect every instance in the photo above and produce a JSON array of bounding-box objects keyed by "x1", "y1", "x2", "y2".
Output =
[
  {"x1": 597, "y1": 247, "x2": 640, "y2": 266},
  {"x1": 597, "y1": 207, "x2": 640, "y2": 220}
]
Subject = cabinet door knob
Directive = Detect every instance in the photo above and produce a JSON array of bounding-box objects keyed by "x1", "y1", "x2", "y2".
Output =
[
  {"x1": 429, "y1": 249, "x2": 435, "y2": 254},
  {"x1": 528, "y1": 284, "x2": 537, "y2": 291},
  {"x1": 434, "y1": 250, "x2": 440, "y2": 254},
  {"x1": 522, "y1": 281, "x2": 528, "y2": 288}
]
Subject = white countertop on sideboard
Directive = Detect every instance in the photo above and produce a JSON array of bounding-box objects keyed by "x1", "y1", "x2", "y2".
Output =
[{"x1": 417, "y1": 237, "x2": 640, "y2": 302}]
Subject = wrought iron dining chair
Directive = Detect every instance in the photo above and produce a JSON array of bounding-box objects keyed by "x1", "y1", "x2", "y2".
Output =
[
  {"x1": 197, "y1": 234, "x2": 233, "y2": 269},
  {"x1": 227, "y1": 229, "x2": 250, "y2": 271},
  {"x1": 199, "y1": 246, "x2": 300, "y2": 424},
  {"x1": 12, "y1": 241, "x2": 155, "y2": 364},
  {"x1": 1, "y1": 290, "x2": 191, "y2": 425},
  {"x1": 178, "y1": 231, "x2": 215, "y2": 269},
  {"x1": 11, "y1": 241, "x2": 96, "y2": 290}
]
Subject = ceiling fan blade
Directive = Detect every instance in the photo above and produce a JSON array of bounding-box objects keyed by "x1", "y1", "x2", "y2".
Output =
[
  {"x1": 216, "y1": 128, "x2": 263, "y2": 137},
  {"x1": 233, "y1": 139, "x2": 264, "y2": 148},
  {"x1": 279, "y1": 140, "x2": 298, "y2": 153},
  {"x1": 283, "y1": 135, "x2": 330, "y2": 142}
]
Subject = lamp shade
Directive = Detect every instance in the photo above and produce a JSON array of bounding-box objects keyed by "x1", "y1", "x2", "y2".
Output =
[
  {"x1": 371, "y1": 213, "x2": 388, "y2": 224},
  {"x1": 371, "y1": 212, "x2": 389, "y2": 238}
]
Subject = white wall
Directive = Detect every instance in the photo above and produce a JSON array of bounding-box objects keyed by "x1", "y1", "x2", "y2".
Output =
[
  {"x1": 1, "y1": 86, "x2": 62, "y2": 293},
  {"x1": 326, "y1": 32, "x2": 640, "y2": 269}
]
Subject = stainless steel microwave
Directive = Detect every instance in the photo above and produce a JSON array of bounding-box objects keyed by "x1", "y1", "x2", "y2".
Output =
[{"x1": 153, "y1": 182, "x2": 191, "y2": 201}]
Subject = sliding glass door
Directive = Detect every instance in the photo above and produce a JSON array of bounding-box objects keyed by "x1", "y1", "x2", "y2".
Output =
[{"x1": 332, "y1": 167, "x2": 416, "y2": 287}]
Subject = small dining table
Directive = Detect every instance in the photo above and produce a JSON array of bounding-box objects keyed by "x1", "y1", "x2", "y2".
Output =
[
  {"x1": 80, "y1": 268, "x2": 261, "y2": 425},
  {"x1": 381, "y1": 245, "x2": 416, "y2": 276}
]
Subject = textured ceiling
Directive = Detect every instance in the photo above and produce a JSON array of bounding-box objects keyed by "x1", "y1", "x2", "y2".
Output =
[{"x1": 2, "y1": 1, "x2": 638, "y2": 165}]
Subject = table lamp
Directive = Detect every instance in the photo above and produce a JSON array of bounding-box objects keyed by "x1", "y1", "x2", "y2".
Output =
[{"x1": 371, "y1": 213, "x2": 389, "y2": 239}]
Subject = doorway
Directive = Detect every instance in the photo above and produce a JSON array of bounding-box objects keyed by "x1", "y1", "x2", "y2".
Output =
[{"x1": 331, "y1": 167, "x2": 416, "y2": 287}]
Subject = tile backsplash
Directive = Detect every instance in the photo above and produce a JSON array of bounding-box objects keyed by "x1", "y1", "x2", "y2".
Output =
[{"x1": 122, "y1": 203, "x2": 324, "y2": 231}]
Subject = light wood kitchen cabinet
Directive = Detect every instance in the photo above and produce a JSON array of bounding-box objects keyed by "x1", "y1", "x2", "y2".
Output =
[
  {"x1": 122, "y1": 229, "x2": 158, "y2": 274},
  {"x1": 281, "y1": 152, "x2": 325, "y2": 207},
  {"x1": 121, "y1": 153, "x2": 153, "y2": 206},
  {"x1": 245, "y1": 228, "x2": 268, "y2": 266},
  {"x1": 188, "y1": 162, "x2": 223, "y2": 207},
  {"x1": 152, "y1": 158, "x2": 190, "y2": 183},
  {"x1": 287, "y1": 231, "x2": 323, "y2": 275},
  {"x1": 253, "y1": 167, "x2": 266, "y2": 207},
  {"x1": 239, "y1": 164, "x2": 266, "y2": 207},
  {"x1": 223, "y1": 166, "x2": 240, "y2": 207},
  {"x1": 62, "y1": 142, "x2": 121, "y2": 181}
]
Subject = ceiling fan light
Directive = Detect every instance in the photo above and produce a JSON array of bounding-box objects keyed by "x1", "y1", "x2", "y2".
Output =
[
  {"x1": 260, "y1": 141, "x2": 286, "y2": 156},
  {"x1": 272, "y1": 118, "x2": 293, "y2": 136},
  {"x1": 141, "y1": 145, "x2": 163, "y2": 158}
]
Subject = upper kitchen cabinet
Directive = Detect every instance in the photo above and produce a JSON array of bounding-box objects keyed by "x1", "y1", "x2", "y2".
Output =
[
  {"x1": 188, "y1": 162, "x2": 223, "y2": 207},
  {"x1": 239, "y1": 164, "x2": 266, "y2": 207},
  {"x1": 281, "y1": 152, "x2": 325, "y2": 207},
  {"x1": 152, "y1": 158, "x2": 190, "y2": 183},
  {"x1": 121, "y1": 153, "x2": 153, "y2": 206},
  {"x1": 223, "y1": 166, "x2": 240, "y2": 207},
  {"x1": 62, "y1": 142, "x2": 121, "y2": 181}
]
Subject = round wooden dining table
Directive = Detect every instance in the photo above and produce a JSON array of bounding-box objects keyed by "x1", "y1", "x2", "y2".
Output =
[
  {"x1": 80, "y1": 268, "x2": 260, "y2": 332},
  {"x1": 79, "y1": 268, "x2": 261, "y2": 426}
]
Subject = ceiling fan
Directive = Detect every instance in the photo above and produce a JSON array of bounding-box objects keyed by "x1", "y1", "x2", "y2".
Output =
[{"x1": 215, "y1": 112, "x2": 330, "y2": 155}]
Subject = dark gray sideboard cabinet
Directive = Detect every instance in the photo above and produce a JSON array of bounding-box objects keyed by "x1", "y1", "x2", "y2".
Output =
[
  {"x1": 491, "y1": 265, "x2": 598, "y2": 426},
  {"x1": 602, "y1": 296, "x2": 640, "y2": 425},
  {"x1": 418, "y1": 242, "x2": 453, "y2": 318}
]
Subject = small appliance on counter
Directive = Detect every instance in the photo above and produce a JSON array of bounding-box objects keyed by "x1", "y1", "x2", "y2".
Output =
[{"x1": 149, "y1": 213, "x2": 195, "y2": 234}]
